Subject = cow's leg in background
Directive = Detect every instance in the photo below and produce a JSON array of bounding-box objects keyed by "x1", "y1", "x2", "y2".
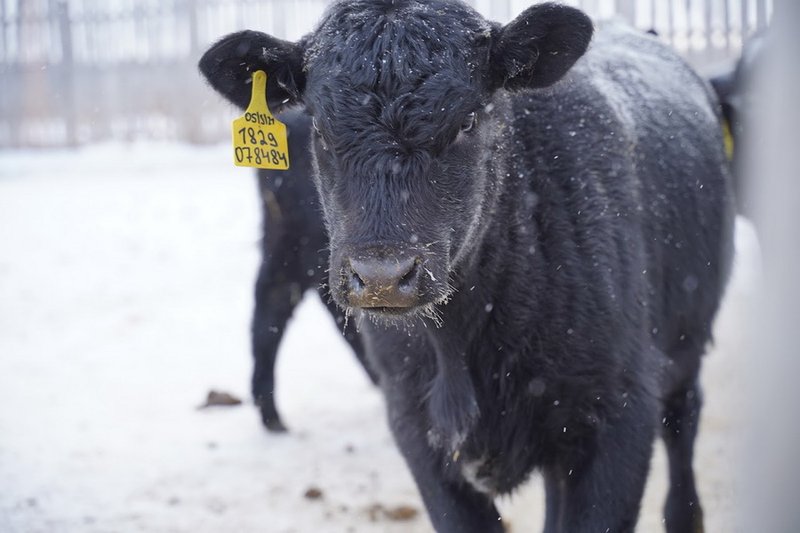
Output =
[
  {"x1": 251, "y1": 243, "x2": 303, "y2": 433},
  {"x1": 662, "y1": 373, "x2": 705, "y2": 533}
]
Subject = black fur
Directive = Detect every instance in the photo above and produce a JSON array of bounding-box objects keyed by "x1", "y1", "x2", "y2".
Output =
[
  {"x1": 251, "y1": 109, "x2": 377, "y2": 432},
  {"x1": 200, "y1": 1, "x2": 735, "y2": 531}
]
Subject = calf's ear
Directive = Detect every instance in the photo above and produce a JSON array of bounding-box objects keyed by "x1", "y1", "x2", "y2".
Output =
[
  {"x1": 198, "y1": 30, "x2": 305, "y2": 112},
  {"x1": 490, "y1": 3, "x2": 593, "y2": 91}
]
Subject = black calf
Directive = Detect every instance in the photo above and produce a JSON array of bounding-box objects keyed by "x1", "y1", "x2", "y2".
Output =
[{"x1": 201, "y1": 1, "x2": 735, "y2": 530}]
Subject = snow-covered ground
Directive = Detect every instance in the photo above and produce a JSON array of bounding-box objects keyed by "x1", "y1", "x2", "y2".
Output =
[{"x1": 0, "y1": 144, "x2": 758, "y2": 532}]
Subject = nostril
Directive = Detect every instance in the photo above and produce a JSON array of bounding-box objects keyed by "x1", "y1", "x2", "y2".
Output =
[
  {"x1": 350, "y1": 270, "x2": 365, "y2": 292},
  {"x1": 398, "y1": 260, "x2": 419, "y2": 289}
]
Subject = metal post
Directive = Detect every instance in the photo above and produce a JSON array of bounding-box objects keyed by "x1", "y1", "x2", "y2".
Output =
[
  {"x1": 188, "y1": 0, "x2": 199, "y2": 55},
  {"x1": 723, "y1": 0, "x2": 731, "y2": 52},
  {"x1": 650, "y1": 0, "x2": 657, "y2": 32},
  {"x1": 615, "y1": 0, "x2": 636, "y2": 25},
  {"x1": 492, "y1": 0, "x2": 511, "y2": 24},
  {"x1": 0, "y1": 0, "x2": 6, "y2": 62},
  {"x1": 582, "y1": 0, "x2": 599, "y2": 19},
  {"x1": 703, "y1": 0, "x2": 712, "y2": 55},
  {"x1": 741, "y1": 0, "x2": 750, "y2": 40},
  {"x1": 685, "y1": 0, "x2": 692, "y2": 50},
  {"x1": 272, "y1": 0, "x2": 287, "y2": 39},
  {"x1": 16, "y1": 0, "x2": 24, "y2": 62},
  {"x1": 55, "y1": 0, "x2": 76, "y2": 146},
  {"x1": 755, "y1": 0, "x2": 768, "y2": 30},
  {"x1": 668, "y1": 0, "x2": 676, "y2": 46}
]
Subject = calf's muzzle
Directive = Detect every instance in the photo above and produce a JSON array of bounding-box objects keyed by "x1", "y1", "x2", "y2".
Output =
[{"x1": 344, "y1": 254, "x2": 421, "y2": 309}]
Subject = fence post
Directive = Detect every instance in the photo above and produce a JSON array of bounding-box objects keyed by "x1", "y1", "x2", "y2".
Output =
[
  {"x1": 187, "y1": 0, "x2": 199, "y2": 55},
  {"x1": 582, "y1": 0, "x2": 599, "y2": 19},
  {"x1": 15, "y1": 0, "x2": 23, "y2": 60},
  {"x1": 55, "y1": 0, "x2": 77, "y2": 146},
  {"x1": 755, "y1": 0, "x2": 768, "y2": 30},
  {"x1": 702, "y1": 0, "x2": 712, "y2": 59},
  {"x1": 0, "y1": 0, "x2": 6, "y2": 63},
  {"x1": 272, "y1": 0, "x2": 287, "y2": 38},
  {"x1": 741, "y1": 0, "x2": 750, "y2": 40},
  {"x1": 184, "y1": 0, "x2": 203, "y2": 143},
  {"x1": 495, "y1": 0, "x2": 511, "y2": 23},
  {"x1": 650, "y1": 0, "x2": 657, "y2": 31},
  {"x1": 684, "y1": 0, "x2": 692, "y2": 49},
  {"x1": 723, "y1": 0, "x2": 731, "y2": 52},
  {"x1": 615, "y1": 0, "x2": 636, "y2": 25}
]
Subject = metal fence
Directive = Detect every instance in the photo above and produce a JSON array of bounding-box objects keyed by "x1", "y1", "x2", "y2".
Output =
[{"x1": 0, "y1": 0, "x2": 771, "y2": 149}]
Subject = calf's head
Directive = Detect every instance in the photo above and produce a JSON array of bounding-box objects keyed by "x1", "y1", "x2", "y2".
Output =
[{"x1": 200, "y1": 1, "x2": 592, "y2": 319}]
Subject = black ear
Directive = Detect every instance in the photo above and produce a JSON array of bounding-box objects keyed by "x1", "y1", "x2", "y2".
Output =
[
  {"x1": 490, "y1": 3, "x2": 593, "y2": 91},
  {"x1": 710, "y1": 70, "x2": 736, "y2": 104},
  {"x1": 198, "y1": 30, "x2": 305, "y2": 112}
]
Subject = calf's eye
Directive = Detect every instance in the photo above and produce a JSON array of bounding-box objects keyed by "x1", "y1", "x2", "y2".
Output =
[{"x1": 460, "y1": 111, "x2": 477, "y2": 133}]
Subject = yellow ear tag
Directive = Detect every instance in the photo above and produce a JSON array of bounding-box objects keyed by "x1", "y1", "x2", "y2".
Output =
[
  {"x1": 722, "y1": 118, "x2": 735, "y2": 161},
  {"x1": 232, "y1": 71, "x2": 290, "y2": 170}
]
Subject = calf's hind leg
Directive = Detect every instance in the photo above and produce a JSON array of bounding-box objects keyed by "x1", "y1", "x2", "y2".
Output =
[{"x1": 661, "y1": 373, "x2": 705, "y2": 533}]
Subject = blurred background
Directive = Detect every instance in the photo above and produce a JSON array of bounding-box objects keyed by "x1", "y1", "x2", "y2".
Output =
[
  {"x1": 0, "y1": 1, "x2": 789, "y2": 533},
  {"x1": 0, "y1": 0, "x2": 772, "y2": 148}
]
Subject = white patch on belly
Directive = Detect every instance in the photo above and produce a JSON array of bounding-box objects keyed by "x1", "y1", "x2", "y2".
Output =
[{"x1": 460, "y1": 457, "x2": 495, "y2": 495}]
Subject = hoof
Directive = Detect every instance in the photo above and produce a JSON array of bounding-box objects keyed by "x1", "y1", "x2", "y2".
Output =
[
  {"x1": 263, "y1": 416, "x2": 288, "y2": 433},
  {"x1": 256, "y1": 401, "x2": 288, "y2": 433}
]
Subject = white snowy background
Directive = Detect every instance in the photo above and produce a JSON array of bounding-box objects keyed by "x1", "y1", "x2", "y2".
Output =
[{"x1": 0, "y1": 143, "x2": 759, "y2": 532}]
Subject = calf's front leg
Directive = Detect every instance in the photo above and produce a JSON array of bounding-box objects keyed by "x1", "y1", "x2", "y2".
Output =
[{"x1": 385, "y1": 381, "x2": 504, "y2": 533}]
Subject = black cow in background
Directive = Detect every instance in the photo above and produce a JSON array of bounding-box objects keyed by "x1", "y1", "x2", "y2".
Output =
[
  {"x1": 710, "y1": 32, "x2": 767, "y2": 220},
  {"x1": 200, "y1": 1, "x2": 735, "y2": 531},
  {"x1": 251, "y1": 109, "x2": 377, "y2": 432}
]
